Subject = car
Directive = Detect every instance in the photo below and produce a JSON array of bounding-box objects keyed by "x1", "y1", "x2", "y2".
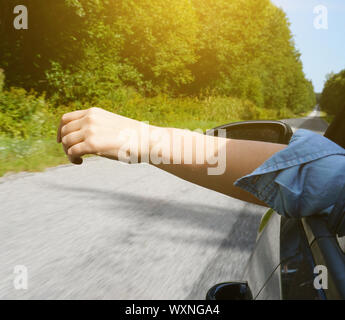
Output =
[{"x1": 205, "y1": 112, "x2": 345, "y2": 300}]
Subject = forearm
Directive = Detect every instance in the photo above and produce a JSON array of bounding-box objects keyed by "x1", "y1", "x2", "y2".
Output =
[{"x1": 147, "y1": 126, "x2": 286, "y2": 205}]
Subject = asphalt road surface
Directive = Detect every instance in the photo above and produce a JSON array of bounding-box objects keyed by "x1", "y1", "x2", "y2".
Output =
[{"x1": 0, "y1": 108, "x2": 328, "y2": 300}]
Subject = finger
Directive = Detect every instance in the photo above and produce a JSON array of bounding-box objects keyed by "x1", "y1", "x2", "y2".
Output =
[
  {"x1": 67, "y1": 141, "x2": 92, "y2": 159},
  {"x1": 60, "y1": 141, "x2": 83, "y2": 165},
  {"x1": 61, "y1": 130, "x2": 84, "y2": 149},
  {"x1": 62, "y1": 109, "x2": 88, "y2": 124},
  {"x1": 60, "y1": 119, "x2": 83, "y2": 140},
  {"x1": 57, "y1": 110, "x2": 88, "y2": 143}
]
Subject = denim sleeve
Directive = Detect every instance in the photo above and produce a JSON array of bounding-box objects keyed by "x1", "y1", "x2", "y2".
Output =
[{"x1": 234, "y1": 129, "x2": 345, "y2": 219}]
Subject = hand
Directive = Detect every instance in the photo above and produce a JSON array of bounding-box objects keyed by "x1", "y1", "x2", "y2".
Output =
[{"x1": 57, "y1": 107, "x2": 146, "y2": 165}]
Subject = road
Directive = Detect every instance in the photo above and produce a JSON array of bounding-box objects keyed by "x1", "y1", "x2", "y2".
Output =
[{"x1": 0, "y1": 108, "x2": 328, "y2": 300}]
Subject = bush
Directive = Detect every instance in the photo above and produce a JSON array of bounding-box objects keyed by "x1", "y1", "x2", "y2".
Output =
[
  {"x1": 0, "y1": 87, "x2": 56, "y2": 139},
  {"x1": 46, "y1": 48, "x2": 143, "y2": 104}
]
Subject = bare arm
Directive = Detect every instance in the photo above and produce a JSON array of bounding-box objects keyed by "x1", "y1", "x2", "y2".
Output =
[
  {"x1": 152, "y1": 128, "x2": 285, "y2": 205},
  {"x1": 57, "y1": 107, "x2": 286, "y2": 206}
]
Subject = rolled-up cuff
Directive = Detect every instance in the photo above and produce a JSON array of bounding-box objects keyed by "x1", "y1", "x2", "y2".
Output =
[{"x1": 234, "y1": 129, "x2": 345, "y2": 218}]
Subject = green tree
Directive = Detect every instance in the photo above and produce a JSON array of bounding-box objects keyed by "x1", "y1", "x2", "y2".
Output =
[
  {"x1": 320, "y1": 69, "x2": 345, "y2": 116},
  {"x1": 0, "y1": 0, "x2": 315, "y2": 112}
]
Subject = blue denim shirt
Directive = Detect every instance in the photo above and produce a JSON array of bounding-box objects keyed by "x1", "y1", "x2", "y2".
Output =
[{"x1": 235, "y1": 129, "x2": 345, "y2": 219}]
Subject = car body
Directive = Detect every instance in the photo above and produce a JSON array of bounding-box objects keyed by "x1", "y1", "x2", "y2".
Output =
[
  {"x1": 205, "y1": 115, "x2": 345, "y2": 300},
  {"x1": 241, "y1": 209, "x2": 345, "y2": 299}
]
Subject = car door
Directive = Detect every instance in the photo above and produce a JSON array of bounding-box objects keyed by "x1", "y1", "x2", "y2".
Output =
[
  {"x1": 243, "y1": 210, "x2": 326, "y2": 300},
  {"x1": 243, "y1": 197, "x2": 345, "y2": 300}
]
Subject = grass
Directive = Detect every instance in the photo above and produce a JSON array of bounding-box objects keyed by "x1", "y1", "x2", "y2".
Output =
[
  {"x1": 0, "y1": 136, "x2": 69, "y2": 177},
  {"x1": 319, "y1": 111, "x2": 334, "y2": 124},
  {"x1": 0, "y1": 94, "x2": 313, "y2": 178}
]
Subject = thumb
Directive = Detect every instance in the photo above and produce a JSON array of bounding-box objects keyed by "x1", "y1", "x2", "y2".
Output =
[{"x1": 69, "y1": 155, "x2": 83, "y2": 165}]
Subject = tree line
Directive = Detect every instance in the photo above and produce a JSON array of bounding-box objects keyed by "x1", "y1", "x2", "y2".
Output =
[
  {"x1": 320, "y1": 69, "x2": 345, "y2": 116},
  {"x1": 0, "y1": 0, "x2": 315, "y2": 113}
]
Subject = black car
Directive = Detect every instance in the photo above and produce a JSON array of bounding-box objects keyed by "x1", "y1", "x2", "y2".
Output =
[{"x1": 205, "y1": 107, "x2": 345, "y2": 300}]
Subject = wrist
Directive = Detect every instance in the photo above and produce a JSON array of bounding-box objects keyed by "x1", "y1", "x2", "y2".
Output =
[{"x1": 137, "y1": 123, "x2": 161, "y2": 164}]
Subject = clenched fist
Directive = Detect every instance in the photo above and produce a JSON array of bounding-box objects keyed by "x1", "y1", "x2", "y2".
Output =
[{"x1": 57, "y1": 107, "x2": 149, "y2": 165}]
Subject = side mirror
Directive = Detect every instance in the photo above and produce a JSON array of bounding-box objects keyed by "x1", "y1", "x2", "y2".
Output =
[
  {"x1": 206, "y1": 281, "x2": 253, "y2": 300},
  {"x1": 206, "y1": 120, "x2": 293, "y2": 145}
]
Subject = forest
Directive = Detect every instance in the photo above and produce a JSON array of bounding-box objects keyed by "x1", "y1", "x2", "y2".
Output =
[
  {"x1": 320, "y1": 69, "x2": 345, "y2": 118},
  {"x1": 0, "y1": 0, "x2": 316, "y2": 175}
]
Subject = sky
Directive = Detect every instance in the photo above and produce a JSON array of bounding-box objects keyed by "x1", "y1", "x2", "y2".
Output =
[{"x1": 271, "y1": 0, "x2": 345, "y2": 92}]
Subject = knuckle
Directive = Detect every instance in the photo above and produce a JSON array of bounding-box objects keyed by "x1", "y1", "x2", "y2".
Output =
[
  {"x1": 85, "y1": 108, "x2": 101, "y2": 123},
  {"x1": 61, "y1": 125, "x2": 68, "y2": 136},
  {"x1": 61, "y1": 114, "x2": 68, "y2": 123},
  {"x1": 85, "y1": 125, "x2": 96, "y2": 136},
  {"x1": 62, "y1": 136, "x2": 68, "y2": 145},
  {"x1": 85, "y1": 114, "x2": 96, "y2": 124},
  {"x1": 86, "y1": 137, "x2": 97, "y2": 150},
  {"x1": 87, "y1": 107, "x2": 99, "y2": 116}
]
